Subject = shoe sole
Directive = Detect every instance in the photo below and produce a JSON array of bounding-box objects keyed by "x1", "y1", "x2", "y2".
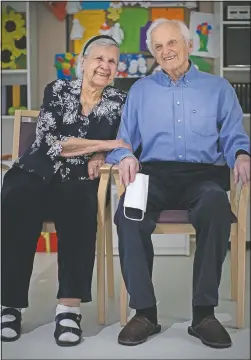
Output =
[
  {"x1": 1, "y1": 332, "x2": 21, "y2": 342},
  {"x1": 118, "y1": 324, "x2": 161, "y2": 346},
  {"x1": 55, "y1": 338, "x2": 81, "y2": 347},
  {"x1": 188, "y1": 326, "x2": 232, "y2": 349}
]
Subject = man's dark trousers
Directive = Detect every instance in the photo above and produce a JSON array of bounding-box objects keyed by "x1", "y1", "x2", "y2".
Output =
[{"x1": 114, "y1": 162, "x2": 234, "y2": 310}]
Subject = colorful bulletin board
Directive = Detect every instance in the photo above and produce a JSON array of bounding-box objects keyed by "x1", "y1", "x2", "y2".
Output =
[{"x1": 62, "y1": 2, "x2": 206, "y2": 82}]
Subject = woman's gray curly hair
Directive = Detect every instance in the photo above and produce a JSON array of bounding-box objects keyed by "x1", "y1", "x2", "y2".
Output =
[{"x1": 75, "y1": 37, "x2": 120, "y2": 79}]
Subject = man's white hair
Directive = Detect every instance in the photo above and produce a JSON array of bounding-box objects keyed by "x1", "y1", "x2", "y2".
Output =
[
  {"x1": 146, "y1": 18, "x2": 191, "y2": 55},
  {"x1": 75, "y1": 37, "x2": 119, "y2": 79}
]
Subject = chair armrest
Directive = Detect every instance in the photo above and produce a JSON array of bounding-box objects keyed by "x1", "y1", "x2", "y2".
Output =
[
  {"x1": 98, "y1": 164, "x2": 112, "y2": 226},
  {"x1": 111, "y1": 165, "x2": 125, "y2": 198},
  {"x1": 99, "y1": 163, "x2": 112, "y2": 175},
  {"x1": 236, "y1": 182, "x2": 250, "y2": 233},
  {"x1": 230, "y1": 169, "x2": 238, "y2": 216}
]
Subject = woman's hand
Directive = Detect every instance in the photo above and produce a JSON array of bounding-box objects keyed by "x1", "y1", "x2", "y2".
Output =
[
  {"x1": 59, "y1": 137, "x2": 132, "y2": 157},
  {"x1": 88, "y1": 153, "x2": 106, "y2": 180},
  {"x1": 106, "y1": 139, "x2": 132, "y2": 151}
]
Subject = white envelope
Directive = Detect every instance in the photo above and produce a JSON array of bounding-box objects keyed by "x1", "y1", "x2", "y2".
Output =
[{"x1": 123, "y1": 173, "x2": 149, "y2": 221}]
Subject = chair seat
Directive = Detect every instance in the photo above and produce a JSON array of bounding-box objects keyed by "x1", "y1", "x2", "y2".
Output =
[
  {"x1": 157, "y1": 210, "x2": 189, "y2": 224},
  {"x1": 157, "y1": 210, "x2": 237, "y2": 224}
]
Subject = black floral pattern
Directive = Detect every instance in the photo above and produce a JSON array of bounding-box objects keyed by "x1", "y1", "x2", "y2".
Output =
[{"x1": 14, "y1": 79, "x2": 126, "y2": 182}]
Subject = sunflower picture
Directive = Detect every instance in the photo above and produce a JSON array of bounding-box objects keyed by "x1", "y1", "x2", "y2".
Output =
[
  {"x1": 1, "y1": 42, "x2": 17, "y2": 69},
  {"x1": 1, "y1": 6, "x2": 27, "y2": 69}
]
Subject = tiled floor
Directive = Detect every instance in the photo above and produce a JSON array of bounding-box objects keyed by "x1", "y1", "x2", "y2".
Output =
[{"x1": 1, "y1": 248, "x2": 250, "y2": 359}]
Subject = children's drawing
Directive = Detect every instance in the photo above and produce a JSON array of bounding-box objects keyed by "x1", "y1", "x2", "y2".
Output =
[{"x1": 190, "y1": 11, "x2": 219, "y2": 58}]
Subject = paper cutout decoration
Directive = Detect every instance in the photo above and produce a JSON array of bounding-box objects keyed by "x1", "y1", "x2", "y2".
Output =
[
  {"x1": 119, "y1": 8, "x2": 148, "y2": 53},
  {"x1": 99, "y1": 23, "x2": 111, "y2": 36},
  {"x1": 46, "y1": 2, "x2": 67, "y2": 21},
  {"x1": 151, "y1": 8, "x2": 185, "y2": 21},
  {"x1": 140, "y1": 21, "x2": 151, "y2": 52},
  {"x1": 73, "y1": 10, "x2": 106, "y2": 54},
  {"x1": 80, "y1": 1, "x2": 110, "y2": 10},
  {"x1": 189, "y1": 55, "x2": 212, "y2": 73},
  {"x1": 110, "y1": 23, "x2": 124, "y2": 45},
  {"x1": 110, "y1": 2, "x2": 123, "y2": 8},
  {"x1": 70, "y1": 18, "x2": 85, "y2": 40},
  {"x1": 117, "y1": 54, "x2": 147, "y2": 78},
  {"x1": 107, "y1": 7, "x2": 122, "y2": 22},
  {"x1": 190, "y1": 12, "x2": 219, "y2": 58},
  {"x1": 66, "y1": 1, "x2": 82, "y2": 14},
  {"x1": 123, "y1": 1, "x2": 151, "y2": 7},
  {"x1": 1, "y1": 6, "x2": 27, "y2": 69},
  {"x1": 55, "y1": 53, "x2": 77, "y2": 80}
]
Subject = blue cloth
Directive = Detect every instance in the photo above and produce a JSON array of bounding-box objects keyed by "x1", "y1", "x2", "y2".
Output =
[{"x1": 106, "y1": 64, "x2": 250, "y2": 169}]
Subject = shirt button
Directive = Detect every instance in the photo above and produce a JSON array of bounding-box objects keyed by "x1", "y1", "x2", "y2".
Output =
[
  {"x1": 179, "y1": 155, "x2": 183, "y2": 158},
  {"x1": 177, "y1": 101, "x2": 180, "y2": 105},
  {"x1": 178, "y1": 135, "x2": 182, "y2": 139},
  {"x1": 177, "y1": 119, "x2": 181, "y2": 123},
  {"x1": 193, "y1": 110, "x2": 196, "y2": 113}
]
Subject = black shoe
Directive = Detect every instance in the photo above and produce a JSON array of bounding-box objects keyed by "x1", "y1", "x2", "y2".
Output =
[
  {"x1": 1, "y1": 308, "x2": 22, "y2": 342},
  {"x1": 54, "y1": 312, "x2": 82, "y2": 347},
  {"x1": 118, "y1": 315, "x2": 161, "y2": 346},
  {"x1": 188, "y1": 315, "x2": 232, "y2": 349}
]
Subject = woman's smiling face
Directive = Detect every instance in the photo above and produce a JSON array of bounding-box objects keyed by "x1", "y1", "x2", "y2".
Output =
[{"x1": 82, "y1": 45, "x2": 119, "y2": 88}]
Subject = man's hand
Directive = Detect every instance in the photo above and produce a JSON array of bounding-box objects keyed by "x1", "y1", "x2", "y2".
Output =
[
  {"x1": 234, "y1": 154, "x2": 250, "y2": 185},
  {"x1": 88, "y1": 153, "x2": 106, "y2": 180},
  {"x1": 119, "y1": 156, "x2": 139, "y2": 187}
]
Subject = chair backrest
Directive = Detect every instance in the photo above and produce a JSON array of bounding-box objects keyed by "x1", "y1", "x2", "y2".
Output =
[{"x1": 12, "y1": 109, "x2": 40, "y2": 161}]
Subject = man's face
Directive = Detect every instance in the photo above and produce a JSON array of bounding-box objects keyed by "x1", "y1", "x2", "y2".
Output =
[{"x1": 151, "y1": 23, "x2": 193, "y2": 74}]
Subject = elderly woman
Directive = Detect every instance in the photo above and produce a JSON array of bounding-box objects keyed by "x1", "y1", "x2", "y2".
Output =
[{"x1": 1, "y1": 35, "x2": 129, "y2": 346}]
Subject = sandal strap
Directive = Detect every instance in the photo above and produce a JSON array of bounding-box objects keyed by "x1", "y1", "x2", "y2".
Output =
[
  {"x1": 1, "y1": 308, "x2": 22, "y2": 335},
  {"x1": 1, "y1": 320, "x2": 21, "y2": 334},
  {"x1": 54, "y1": 313, "x2": 82, "y2": 342},
  {"x1": 55, "y1": 312, "x2": 82, "y2": 327},
  {"x1": 1, "y1": 308, "x2": 22, "y2": 321},
  {"x1": 55, "y1": 324, "x2": 82, "y2": 338}
]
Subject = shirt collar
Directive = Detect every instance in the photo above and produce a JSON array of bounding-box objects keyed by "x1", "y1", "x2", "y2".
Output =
[{"x1": 157, "y1": 60, "x2": 199, "y2": 87}]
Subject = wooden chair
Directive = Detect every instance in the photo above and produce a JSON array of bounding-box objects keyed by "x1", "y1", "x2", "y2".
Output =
[
  {"x1": 1, "y1": 109, "x2": 114, "y2": 324},
  {"x1": 110, "y1": 165, "x2": 250, "y2": 328}
]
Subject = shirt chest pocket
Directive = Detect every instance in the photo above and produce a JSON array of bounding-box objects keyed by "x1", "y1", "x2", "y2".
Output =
[{"x1": 190, "y1": 110, "x2": 218, "y2": 136}]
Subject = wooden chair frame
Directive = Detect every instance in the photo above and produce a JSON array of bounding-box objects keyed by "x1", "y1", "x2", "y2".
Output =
[
  {"x1": 1, "y1": 110, "x2": 114, "y2": 325},
  {"x1": 110, "y1": 165, "x2": 250, "y2": 328}
]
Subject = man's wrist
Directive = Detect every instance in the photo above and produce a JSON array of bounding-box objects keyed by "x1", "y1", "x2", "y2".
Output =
[
  {"x1": 119, "y1": 154, "x2": 142, "y2": 171},
  {"x1": 236, "y1": 150, "x2": 251, "y2": 159}
]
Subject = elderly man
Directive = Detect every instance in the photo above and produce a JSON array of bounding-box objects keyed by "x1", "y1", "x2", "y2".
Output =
[{"x1": 106, "y1": 19, "x2": 250, "y2": 348}]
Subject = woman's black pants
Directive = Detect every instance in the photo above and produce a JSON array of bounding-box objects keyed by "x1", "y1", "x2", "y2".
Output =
[{"x1": 1, "y1": 166, "x2": 99, "y2": 308}]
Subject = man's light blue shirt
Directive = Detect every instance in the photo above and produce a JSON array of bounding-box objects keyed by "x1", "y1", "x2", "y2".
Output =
[{"x1": 106, "y1": 64, "x2": 250, "y2": 168}]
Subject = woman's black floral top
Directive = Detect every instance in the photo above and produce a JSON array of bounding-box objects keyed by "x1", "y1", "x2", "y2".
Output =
[{"x1": 14, "y1": 79, "x2": 127, "y2": 182}]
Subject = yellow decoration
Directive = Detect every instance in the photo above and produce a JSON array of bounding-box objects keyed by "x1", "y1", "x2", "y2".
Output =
[
  {"x1": 12, "y1": 85, "x2": 20, "y2": 107},
  {"x1": 107, "y1": 7, "x2": 122, "y2": 22},
  {"x1": 65, "y1": 52, "x2": 73, "y2": 61},
  {"x1": 2, "y1": 8, "x2": 26, "y2": 43},
  {"x1": 62, "y1": 62, "x2": 71, "y2": 69},
  {"x1": 73, "y1": 10, "x2": 106, "y2": 54}
]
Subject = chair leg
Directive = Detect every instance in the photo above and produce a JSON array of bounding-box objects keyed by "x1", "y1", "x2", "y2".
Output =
[
  {"x1": 96, "y1": 224, "x2": 106, "y2": 325},
  {"x1": 236, "y1": 228, "x2": 246, "y2": 328},
  {"x1": 106, "y1": 202, "x2": 115, "y2": 298},
  {"x1": 120, "y1": 273, "x2": 128, "y2": 326},
  {"x1": 230, "y1": 234, "x2": 238, "y2": 301}
]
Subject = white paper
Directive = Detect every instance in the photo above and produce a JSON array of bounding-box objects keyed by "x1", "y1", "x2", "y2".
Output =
[{"x1": 190, "y1": 11, "x2": 220, "y2": 59}]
